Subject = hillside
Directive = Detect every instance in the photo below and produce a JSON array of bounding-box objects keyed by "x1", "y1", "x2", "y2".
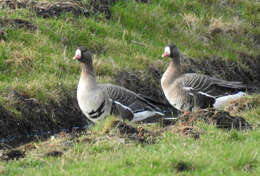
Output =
[{"x1": 0, "y1": 0, "x2": 260, "y2": 175}]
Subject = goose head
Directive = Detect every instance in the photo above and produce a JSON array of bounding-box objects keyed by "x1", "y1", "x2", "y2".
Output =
[
  {"x1": 161, "y1": 44, "x2": 180, "y2": 63},
  {"x1": 73, "y1": 46, "x2": 92, "y2": 64}
]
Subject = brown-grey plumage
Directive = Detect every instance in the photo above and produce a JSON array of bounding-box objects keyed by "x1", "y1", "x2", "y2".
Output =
[
  {"x1": 74, "y1": 46, "x2": 172, "y2": 123},
  {"x1": 99, "y1": 84, "x2": 165, "y2": 113},
  {"x1": 161, "y1": 44, "x2": 248, "y2": 111}
]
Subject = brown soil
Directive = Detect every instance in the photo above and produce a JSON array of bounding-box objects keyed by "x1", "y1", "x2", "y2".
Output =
[
  {"x1": 225, "y1": 95, "x2": 260, "y2": 114},
  {"x1": 170, "y1": 125, "x2": 202, "y2": 139},
  {"x1": 0, "y1": 0, "x2": 149, "y2": 19},
  {"x1": 0, "y1": 109, "x2": 251, "y2": 161},
  {"x1": 0, "y1": 131, "x2": 77, "y2": 161},
  {"x1": 178, "y1": 108, "x2": 251, "y2": 130},
  {"x1": 1, "y1": 150, "x2": 25, "y2": 161},
  {"x1": 114, "y1": 70, "x2": 167, "y2": 104},
  {"x1": 0, "y1": 90, "x2": 89, "y2": 148},
  {"x1": 107, "y1": 120, "x2": 158, "y2": 144},
  {"x1": 0, "y1": 18, "x2": 36, "y2": 40},
  {"x1": 1, "y1": 0, "x2": 91, "y2": 18},
  {"x1": 45, "y1": 151, "x2": 63, "y2": 157},
  {"x1": 181, "y1": 54, "x2": 260, "y2": 87},
  {"x1": 175, "y1": 161, "x2": 192, "y2": 172},
  {"x1": 0, "y1": 18, "x2": 36, "y2": 30}
]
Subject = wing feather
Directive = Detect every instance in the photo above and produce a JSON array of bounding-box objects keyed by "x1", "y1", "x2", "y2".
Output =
[
  {"x1": 99, "y1": 84, "x2": 161, "y2": 113},
  {"x1": 181, "y1": 73, "x2": 246, "y2": 97},
  {"x1": 110, "y1": 100, "x2": 133, "y2": 121}
]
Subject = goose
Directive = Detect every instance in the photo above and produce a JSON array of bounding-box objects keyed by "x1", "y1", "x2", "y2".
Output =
[
  {"x1": 73, "y1": 46, "x2": 176, "y2": 123},
  {"x1": 161, "y1": 44, "x2": 248, "y2": 111}
]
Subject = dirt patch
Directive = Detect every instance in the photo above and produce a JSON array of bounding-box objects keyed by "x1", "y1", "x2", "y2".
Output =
[
  {"x1": 85, "y1": 0, "x2": 149, "y2": 19},
  {"x1": 0, "y1": 0, "x2": 149, "y2": 19},
  {"x1": 170, "y1": 125, "x2": 201, "y2": 139},
  {"x1": 82, "y1": 0, "x2": 120, "y2": 19},
  {"x1": 77, "y1": 120, "x2": 160, "y2": 147},
  {"x1": 225, "y1": 95, "x2": 260, "y2": 114},
  {"x1": 45, "y1": 151, "x2": 63, "y2": 157},
  {"x1": 114, "y1": 70, "x2": 165, "y2": 103},
  {"x1": 0, "y1": 130, "x2": 79, "y2": 161},
  {"x1": 110, "y1": 120, "x2": 141, "y2": 135},
  {"x1": 0, "y1": 90, "x2": 89, "y2": 148},
  {"x1": 174, "y1": 161, "x2": 192, "y2": 172},
  {"x1": 181, "y1": 54, "x2": 260, "y2": 87},
  {"x1": 113, "y1": 70, "x2": 179, "y2": 117},
  {"x1": 178, "y1": 108, "x2": 251, "y2": 130},
  {"x1": 1, "y1": 149, "x2": 25, "y2": 161},
  {"x1": 1, "y1": 0, "x2": 88, "y2": 18},
  {"x1": 0, "y1": 18, "x2": 36, "y2": 30},
  {"x1": 104, "y1": 120, "x2": 159, "y2": 144},
  {"x1": 0, "y1": 18, "x2": 36, "y2": 40},
  {"x1": 0, "y1": 29, "x2": 7, "y2": 40}
]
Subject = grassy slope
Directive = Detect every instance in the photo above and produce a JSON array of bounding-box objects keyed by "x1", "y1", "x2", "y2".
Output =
[
  {"x1": 2, "y1": 122, "x2": 260, "y2": 176},
  {"x1": 1, "y1": 0, "x2": 260, "y2": 175},
  {"x1": 0, "y1": 0, "x2": 259, "y2": 102}
]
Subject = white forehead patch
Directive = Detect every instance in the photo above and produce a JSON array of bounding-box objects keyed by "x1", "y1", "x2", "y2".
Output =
[
  {"x1": 164, "y1": 46, "x2": 170, "y2": 55},
  {"x1": 75, "y1": 49, "x2": 81, "y2": 58}
]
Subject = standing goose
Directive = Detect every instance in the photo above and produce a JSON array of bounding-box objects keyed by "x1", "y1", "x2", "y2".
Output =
[
  {"x1": 161, "y1": 44, "x2": 248, "y2": 111},
  {"x1": 73, "y1": 46, "x2": 173, "y2": 123}
]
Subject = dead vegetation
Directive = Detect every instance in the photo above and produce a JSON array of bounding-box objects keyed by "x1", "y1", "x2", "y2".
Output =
[
  {"x1": 0, "y1": 105, "x2": 253, "y2": 161},
  {"x1": 209, "y1": 17, "x2": 244, "y2": 36},
  {"x1": 178, "y1": 108, "x2": 251, "y2": 130},
  {"x1": 6, "y1": 48, "x2": 35, "y2": 71},
  {"x1": 225, "y1": 95, "x2": 260, "y2": 114},
  {"x1": 0, "y1": 0, "x2": 88, "y2": 18},
  {"x1": 0, "y1": 131, "x2": 75, "y2": 161},
  {"x1": 0, "y1": 18, "x2": 36, "y2": 31},
  {"x1": 183, "y1": 13, "x2": 201, "y2": 32},
  {"x1": 0, "y1": 0, "x2": 149, "y2": 19}
]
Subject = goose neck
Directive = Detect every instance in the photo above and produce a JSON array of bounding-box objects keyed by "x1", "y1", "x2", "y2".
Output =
[
  {"x1": 79, "y1": 62, "x2": 97, "y2": 88},
  {"x1": 168, "y1": 59, "x2": 181, "y2": 78},
  {"x1": 161, "y1": 59, "x2": 182, "y2": 87}
]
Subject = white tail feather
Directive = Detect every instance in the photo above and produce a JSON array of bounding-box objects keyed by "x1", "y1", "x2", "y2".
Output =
[
  {"x1": 213, "y1": 92, "x2": 246, "y2": 109},
  {"x1": 131, "y1": 111, "x2": 164, "y2": 122}
]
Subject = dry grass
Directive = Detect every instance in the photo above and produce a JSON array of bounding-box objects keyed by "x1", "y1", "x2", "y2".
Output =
[
  {"x1": 7, "y1": 49, "x2": 34, "y2": 69},
  {"x1": 225, "y1": 95, "x2": 260, "y2": 114},
  {"x1": 209, "y1": 16, "x2": 244, "y2": 35},
  {"x1": 183, "y1": 13, "x2": 201, "y2": 31}
]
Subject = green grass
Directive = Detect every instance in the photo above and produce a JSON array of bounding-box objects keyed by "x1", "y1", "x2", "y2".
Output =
[{"x1": 1, "y1": 119, "x2": 260, "y2": 176}]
